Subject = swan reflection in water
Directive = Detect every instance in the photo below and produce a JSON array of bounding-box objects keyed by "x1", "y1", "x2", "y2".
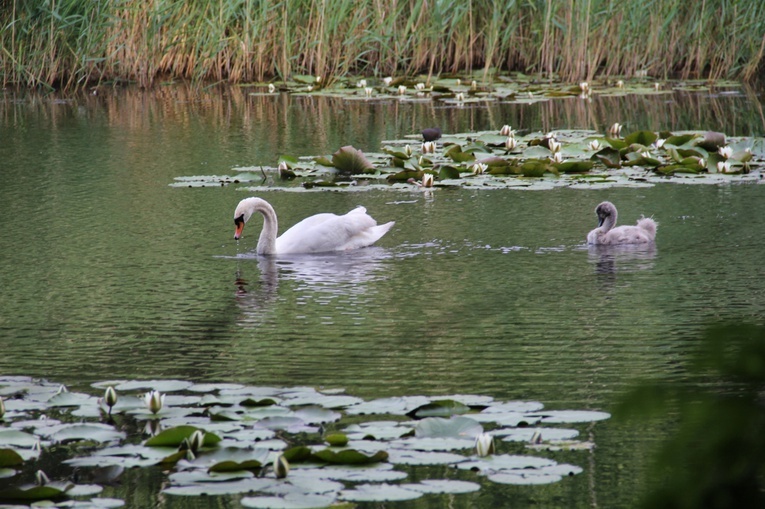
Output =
[
  {"x1": 232, "y1": 248, "x2": 392, "y2": 326},
  {"x1": 587, "y1": 242, "x2": 657, "y2": 275}
]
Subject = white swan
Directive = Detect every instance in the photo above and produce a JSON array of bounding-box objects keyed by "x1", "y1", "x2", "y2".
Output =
[
  {"x1": 586, "y1": 201, "x2": 657, "y2": 245},
  {"x1": 233, "y1": 197, "x2": 395, "y2": 255}
]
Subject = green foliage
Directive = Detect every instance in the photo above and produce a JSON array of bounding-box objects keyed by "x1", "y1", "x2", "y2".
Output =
[
  {"x1": 3, "y1": 0, "x2": 764, "y2": 91},
  {"x1": 617, "y1": 323, "x2": 765, "y2": 509}
]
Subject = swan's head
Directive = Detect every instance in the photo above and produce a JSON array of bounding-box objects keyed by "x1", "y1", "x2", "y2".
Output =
[
  {"x1": 233, "y1": 197, "x2": 260, "y2": 240},
  {"x1": 595, "y1": 201, "x2": 616, "y2": 227}
]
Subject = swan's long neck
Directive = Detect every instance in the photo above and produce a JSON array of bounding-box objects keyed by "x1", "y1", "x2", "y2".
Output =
[{"x1": 251, "y1": 200, "x2": 279, "y2": 255}]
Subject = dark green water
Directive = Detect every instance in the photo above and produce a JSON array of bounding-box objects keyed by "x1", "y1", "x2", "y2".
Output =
[{"x1": 1, "y1": 85, "x2": 764, "y2": 508}]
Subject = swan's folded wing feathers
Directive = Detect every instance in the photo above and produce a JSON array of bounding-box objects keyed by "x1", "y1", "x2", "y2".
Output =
[{"x1": 275, "y1": 208, "x2": 392, "y2": 254}]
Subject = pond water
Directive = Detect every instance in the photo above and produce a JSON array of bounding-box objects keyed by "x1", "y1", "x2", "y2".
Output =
[{"x1": 1, "y1": 84, "x2": 765, "y2": 508}]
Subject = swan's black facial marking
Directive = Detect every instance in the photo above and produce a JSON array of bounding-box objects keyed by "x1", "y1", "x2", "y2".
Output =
[
  {"x1": 234, "y1": 214, "x2": 246, "y2": 240},
  {"x1": 596, "y1": 205, "x2": 611, "y2": 227},
  {"x1": 235, "y1": 215, "x2": 245, "y2": 227}
]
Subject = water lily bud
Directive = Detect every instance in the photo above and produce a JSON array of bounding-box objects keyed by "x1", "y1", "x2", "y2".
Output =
[
  {"x1": 0, "y1": 397, "x2": 4, "y2": 419},
  {"x1": 307, "y1": 85, "x2": 313, "y2": 92},
  {"x1": 505, "y1": 137, "x2": 517, "y2": 150},
  {"x1": 274, "y1": 455, "x2": 290, "y2": 479},
  {"x1": 471, "y1": 80, "x2": 477, "y2": 90},
  {"x1": 698, "y1": 158, "x2": 706, "y2": 168},
  {"x1": 104, "y1": 386, "x2": 118, "y2": 412},
  {"x1": 616, "y1": 79, "x2": 624, "y2": 88},
  {"x1": 405, "y1": 144, "x2": 413, "y2": 157},
  {"x1": 527, "y1": 91, "x2": 533, "y2": 98},
  {"x1": 500, "y1": 125, "x2": 512, "y2": 136},
  {"x1": 718, "y1": 146, "x2": 732, "y2": 159},
  {"x1": 548, "y1": 139, "x2": 561, "y2": 154},
  {"x1": 278, "y1": 161, "x2": 289, "y2": 172},
  {"x1": 267, "y1": 83, "x2": 276, "y2": 93},
  {"x1": 455, "y1": 92, "x2": 465, "y2": 102},
  {"x1": 654, "y1": 82, "x2": 660, "y2": 90},
  {"x1": 36, "y1": 470, "x2": 50, "y2": 486},
  {"x1": 455, "y1": 78, "x2": 461, "y2": 86},
  {"x1": 655, "y1": 139, "x2": 665, "y2": 149},
  {"x1": 315, "y1": 75, "x2": 321, "y2": 83},
  {"x1": 580, "y1": 82, "x2": 589, "y2": 93},
  {"x1": 357, "y1": 79, "x2": 367, "y2": 88},
  {"x1": 608, "y1": 122, "x2": 622, "y2": 138},
  {"x1": 641, "y1": 150, "x2": 651, "y2": 159},
  {"x1": 422, "y1": 173, "x2": 434, "y2": 188},
  {"x1": 475, "y1": 433, "x2": 495, "y2": 457},
  {"x1": 364, "y1": 87, "x2": 373, "y2": 97},
  {"x1": 551, "y1": 152, "x2": 563, "y2": 164},
  {"x1": 398, "y1": 85, "x2": 407, "y2": 95},
  {"x1": 57, "y1": 384, "x2": 68, "y2": 394},
  {"x1": 189, "y1": 430, "x2": 205, "y2": 453},
  {"x1": 383, "y1": 76, "x2": 393, "y2": 86},
  {"x1": 421, "y1": 141, "x2": 436, "y2": 154},
  {"x1": 529, "y1": 430, "x2": 543, "y2": 444},
  {"x1": 415, "y1": 82, "x2": 425, "y2": 91},
  {"x1": 144, "y1": 390, "x2": 165, "y2": 415},
  {"x1": 588, "y1": 140, "x2": 601, "y2": 151}
]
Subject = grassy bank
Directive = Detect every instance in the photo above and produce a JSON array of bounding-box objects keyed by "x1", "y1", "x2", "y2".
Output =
[{"x1": 2, "y1": 0, "x2": 764, "y2": 91}]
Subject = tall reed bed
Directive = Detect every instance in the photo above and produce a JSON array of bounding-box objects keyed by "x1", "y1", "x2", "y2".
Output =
[{"x1": 2, "y1": 0, "x2": 763, "y2": 91}]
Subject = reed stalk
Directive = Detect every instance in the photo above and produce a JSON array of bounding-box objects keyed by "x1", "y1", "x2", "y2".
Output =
[{"x1": 1, "y1": 0, "x2": 763, "y2": 92}]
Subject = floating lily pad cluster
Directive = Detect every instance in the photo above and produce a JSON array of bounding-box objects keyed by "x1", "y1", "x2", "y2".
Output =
[
  {"x1": 252, "y1": 74, "x2": 739, "y2": 106},
  {"x1": 0, "y1": 377, "x2": 609, "y2": 508},
  {"x1": 172, "y1": 126, "x2": 763, "y2": 192}
]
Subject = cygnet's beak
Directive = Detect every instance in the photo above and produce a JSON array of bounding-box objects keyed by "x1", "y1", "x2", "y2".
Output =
[{"x1": 234, "y1": 217, "x2": 245, "y2": 240}]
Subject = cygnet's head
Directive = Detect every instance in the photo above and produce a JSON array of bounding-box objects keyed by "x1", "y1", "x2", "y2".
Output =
[{"x1": 595, "y1": 201, "x2": 616, "y2": 226}]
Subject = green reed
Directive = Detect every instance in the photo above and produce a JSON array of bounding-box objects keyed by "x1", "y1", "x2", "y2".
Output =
[{"x1": 2, "y1": 0, "x2": 763, "y2": 91}]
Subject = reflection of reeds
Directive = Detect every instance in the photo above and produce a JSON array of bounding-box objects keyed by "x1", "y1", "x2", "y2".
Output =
[{"x1": 2, "y1": 0, "x2": 764, "y2": 91}]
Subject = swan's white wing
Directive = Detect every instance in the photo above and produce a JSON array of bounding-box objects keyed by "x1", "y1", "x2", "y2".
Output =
[{"x1": 275, "y1": 207, "x2": 394, "y2": 254}]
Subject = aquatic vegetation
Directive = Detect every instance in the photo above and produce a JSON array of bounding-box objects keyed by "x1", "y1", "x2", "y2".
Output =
[
  {"x1": 173, "y1": 124, "x2": 764, "y2": 192},
  {"x1": 0, "y1": 377, "x2": 607, "y2": 507}
]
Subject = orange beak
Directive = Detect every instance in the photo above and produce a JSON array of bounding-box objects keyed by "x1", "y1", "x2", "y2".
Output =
[{"x1": 234, "y1": 220, "x2": 245, "y2": 240}]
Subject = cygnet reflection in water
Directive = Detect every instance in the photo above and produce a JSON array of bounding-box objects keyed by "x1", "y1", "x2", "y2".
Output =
[{"x1": 588, "y1": 243, "x2": 658, "y2": 275}]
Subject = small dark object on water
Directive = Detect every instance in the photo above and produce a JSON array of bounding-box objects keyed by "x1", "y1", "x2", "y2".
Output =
[{"x1": 422, "y1": 127, "x2": 442, "y2": 141}]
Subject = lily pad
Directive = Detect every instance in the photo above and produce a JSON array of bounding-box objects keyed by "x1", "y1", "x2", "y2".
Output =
[
  {"x1": 312, "y1": 448, "x2": 388, "y2": 465},
  {"x1": 339, "y1": 483, "x2": 422, "y2": 502},
  {"x1": 144, "y1": 426, "x2": 221, "y2": 447},
  {"x1": 241, "y1": 493, "x2": 337, "y2": 509}
]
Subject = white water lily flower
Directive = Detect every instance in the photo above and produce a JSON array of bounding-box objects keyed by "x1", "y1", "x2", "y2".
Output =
[
  {"x1": 641, "y1": 151, "x2": 651, "y2": 159},
  {"x1": 398, "y1": 85, "x2": 407, "y2": 95},
  {"x1": 471, "y1": 80, "x2": 477, "y2": 89},
  {"x1": 608, "y1": 122, "x2": 622, "y2": 138},
  {"x1": 548, "y1": 139, "x2": 561, "y2": 154},
  {"x1": 455, "y1": 92, "x2": 465, "y2": 102},
  {"x1": 421, "y1": 173, "x2": 434, "y2": 188},
  {"x1": 654, "y1": 82, "x2": 660, "y2": 90},
  {"x1": 472, "y1": 162, "x2": 487, "y2": 174},
  {"x1": 383, "y1": 76, "x2": 393, "y2": 86},
  {"x1": 274, "y1": 455, "x2": 290, "y2": 479},
  {"x1": 315, "y1": 75, "x2": 321, "y2": 83},
  {"x1": 580, "y1": 82, "x2": 589, "y2": 92},
  {"x1": 616, "y1": 79, "x2": 624, "y2": 88},
  {"x1": 589, "y1": 140, "x2": 602, "y2": 151},
  {"x1": 267, "y1": 83, "x2": 276, "y2": 94},
  {"x1": 145, "y1": 390, "x2": 165, "y2": 415},
  {"x1": 718, "y1": 146, "x2": 732, "y2": 159},
  {"x1": 405, "y1": 144, "x2": 413, "y2": 157},
  {"x1": 364, "y1": 87, "x2": 373, "y2": 97},
  {"x1": 421, "y1": 141, "x2": 436, "y2": 154},
  {"x1": 357, "y1": 79, "x2": 367, "y2": 88},
  {"x1": 57, "y1": 385, "x2": 68, "y2": 394},
  {"x1": 717, "y1": 160, "x2": 732, "y2": 173},
  {"x1": 505, "y1": 137, "x2": 517, "y2": 150},
  {"x1": 550, "y1": 152, "x2": 564, "y2": 164},
  {"x1": 698, "y1": 158, "x2": 706, "y2": 168},
  {"x1": 475, "y1": 433, "x2": 495, "y2": 457},
  {"x1": 655, "y1": 139, "x2": 666, "y2": 149},
  {"x1": 307, "y1": 85, "x2": 313, "y2": 92},
  {"x1": 415, "y1": 82, "x2": 425, "y2": 91},
  {"x1": 277, "y1": 161, "x2": 289, "y2": 172},
  {"x1": 500, "y1": 125, "x2": 513, "y2": 136}
]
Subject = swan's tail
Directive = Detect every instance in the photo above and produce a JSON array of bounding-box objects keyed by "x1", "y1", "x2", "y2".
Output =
[{"x1": 637, "y1": 216, "x2": 658, "y2": 238}]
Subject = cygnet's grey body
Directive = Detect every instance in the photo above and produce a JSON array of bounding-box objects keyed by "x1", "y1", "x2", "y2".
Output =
[{"x1": 587, "y1": 201, "x2": 657, "y2": 245}]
